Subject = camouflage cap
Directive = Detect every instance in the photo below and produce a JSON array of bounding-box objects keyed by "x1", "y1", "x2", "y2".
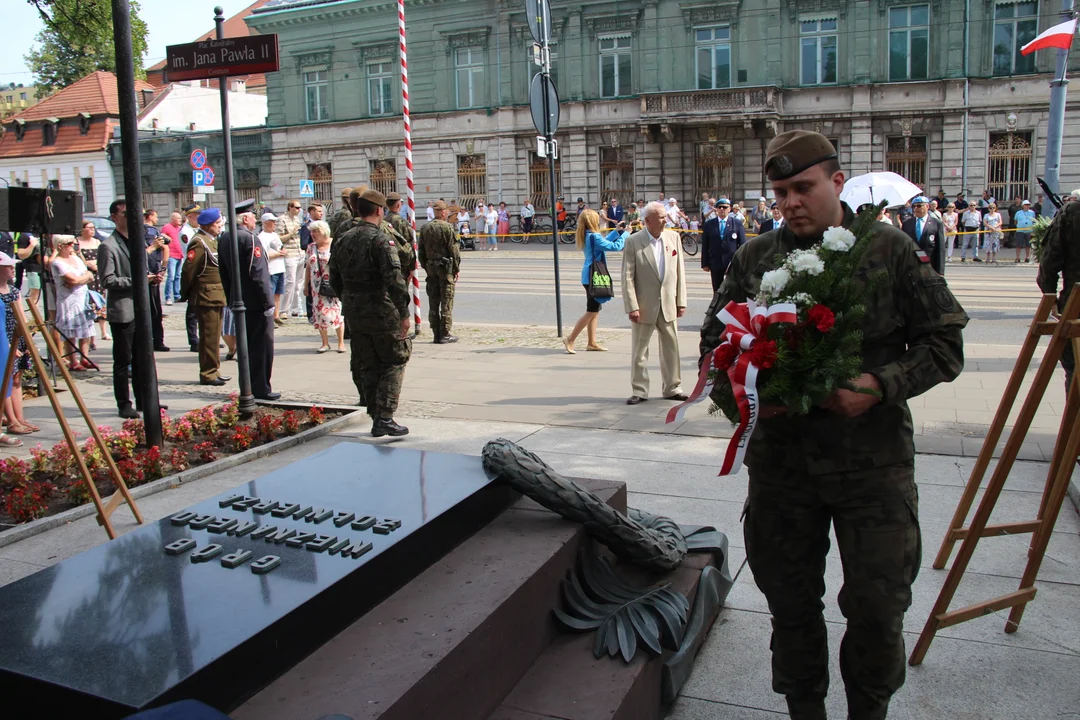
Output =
[
  {"x1": 764, "y1": 130, "x2": 839, "y2": 181},
  {"x1": 432, "y1": 200, "x2": 449, "y2": 211},
  {"x1": 386, "y1": 192, "x2": 402, "y2": 203},
  {"x1": 360, "y1": 189, "x2": 387, "y2": 206}
]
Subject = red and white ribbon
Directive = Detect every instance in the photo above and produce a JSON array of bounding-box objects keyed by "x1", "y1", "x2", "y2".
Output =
[
  {"x1": 399, "y1": 0, "x2": 422, "y2": 332},
  {"x1": 666, "y1": 299, "x2": 797, "y2": 475}
]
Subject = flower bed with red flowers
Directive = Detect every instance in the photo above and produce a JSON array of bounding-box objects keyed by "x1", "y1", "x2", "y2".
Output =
[{"x1": 0, "y1": 398, "x2": 334, "y2": 528}]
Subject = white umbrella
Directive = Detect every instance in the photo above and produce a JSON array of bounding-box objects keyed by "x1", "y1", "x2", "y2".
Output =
[{"x1": 840, "y1": 172, "x2": 923, "y2": 209}]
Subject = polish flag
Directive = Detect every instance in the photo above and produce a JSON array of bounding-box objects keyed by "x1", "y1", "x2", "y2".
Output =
[{"x1": 1021, "y1": 18, "x2": 1078, "y2": 56}]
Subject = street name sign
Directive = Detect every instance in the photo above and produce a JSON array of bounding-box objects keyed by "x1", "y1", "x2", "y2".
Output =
[{"x1": 165, "y1": 34, "x2": 280, "y2": 82}]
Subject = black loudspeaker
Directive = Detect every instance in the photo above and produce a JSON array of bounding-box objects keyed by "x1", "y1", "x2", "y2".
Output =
[{"x1": 2, "y1": 187, "x2": 83, "y2": 235}]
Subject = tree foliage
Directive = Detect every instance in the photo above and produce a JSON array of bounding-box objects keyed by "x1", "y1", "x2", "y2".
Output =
[{"x1": 24, "y1": 0, "x2": 149, "y2": 98}]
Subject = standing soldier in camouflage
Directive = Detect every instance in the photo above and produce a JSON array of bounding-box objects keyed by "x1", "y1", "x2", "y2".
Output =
[
  {"x1": 180, "y1": 207, "x2": 232, "y2": 387},
  {"x1": 329, "y1": 189, "x2": 412, "y2": 437},
  {"x1": 700, "y1": 131, "x2": 968, "y2": 720},
  {"x1": 385, "y1": 192, "x2": 417, "y2": 281},
  {"x1": 1036, "y1": 199, "x2": 1080, "y2": 387},
  {"x1": 329, "y1": 187, "x2": 354, "y2": 240},
  {"x1": 418, "y1": 200, "x2": 460, "y2": 343}
]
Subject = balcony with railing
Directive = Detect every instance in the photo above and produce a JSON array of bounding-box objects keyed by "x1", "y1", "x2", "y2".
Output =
[{"x1": 639, "y1": 86, "x2": 781, "y2": 120}]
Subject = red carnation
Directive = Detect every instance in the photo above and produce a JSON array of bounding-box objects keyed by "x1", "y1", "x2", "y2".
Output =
[
  {"x1": 746, "y1": 340, "x2": 778, "y2": 369},
  {"x1": 807, "y1": 304, "x2": 836, "y2": 333},
  {"x1": 714, "y1": 343, "x2": 739, "y2": 370}
]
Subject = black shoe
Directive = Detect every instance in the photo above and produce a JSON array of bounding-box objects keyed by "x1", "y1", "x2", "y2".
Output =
[
  {"x1": 664, "y1": 393, "x2": 689, "y2": 401},
  {"x1": 118, "y1": 405, "x2": 140, "y2": 419},
  {"x1": 220, "y1": 343, "x2": 226, "y2": 349},
  {"x1": 256, "y1": 392, "x2": 281, "y2": 401},
  {"x1": 225, "y1": 351, "x2": 236, "y2": 361},
  {"x1": 190, "y1": 344, "x2": 199, "y2": 352},
  {"x1": 435, "y1": 334, "x2": 458, "y2": 344},
  {"x1": 154, "y1": 345, "x2": 170, "y2": 352},
  {"x1": 372, "y1": 418, "x2": 409, "y2": 437},
  {"x1": 201, "y1": 378, "x2": 227, "y2": 386},
  {"x1": 626, "y1": 396, "x2": 647, "y2": 405}
]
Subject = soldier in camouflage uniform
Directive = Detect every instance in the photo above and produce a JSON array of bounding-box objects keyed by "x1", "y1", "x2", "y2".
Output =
[
  {"x1": 385, "y1": 192, "x2": 417, "y2": 280},
  {"x1": 329, "y1": 187, "x2": 354, "y2": 240},
  {"x1": 1036, "y1": 200, "x2": 1080, "y2": 387},
  {"x1": 699, "y1": 131, "x2": 968, "y2": 720},
  {"x1": 329, "y1": 188, "x2": 412, "y2": 437},
  {"x1": 418, "y1": 200, "x2": 460, "y2": 343}
]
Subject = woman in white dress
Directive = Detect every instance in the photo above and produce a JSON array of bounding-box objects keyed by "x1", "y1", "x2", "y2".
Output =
[{"x1": 51, "y1": 236, "x2": 96, "y2": 371}]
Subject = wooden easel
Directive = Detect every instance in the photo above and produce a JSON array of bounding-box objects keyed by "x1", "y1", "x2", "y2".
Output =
[
  {"x1": 909, "y1": 287, "x2": 1080, "y2": 665},
  {"x1": 1, "y1": 299, "x2": 142, "y2": 539}
]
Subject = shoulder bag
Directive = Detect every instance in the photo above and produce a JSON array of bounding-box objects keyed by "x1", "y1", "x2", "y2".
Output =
[
  {"x1": 314, "y1": 247, "x2": 338, "y2": 299},
  {"x1": 586, "y1": 233, "x2": 614, "y2": 300}
]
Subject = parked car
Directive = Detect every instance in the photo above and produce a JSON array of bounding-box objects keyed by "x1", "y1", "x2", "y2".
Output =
[{"x1": 83, "y1": 215, "x2": 116, "y2": 241}]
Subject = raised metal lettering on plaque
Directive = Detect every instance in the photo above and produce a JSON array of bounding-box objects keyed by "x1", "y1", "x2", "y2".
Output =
[
  {"x1": 232, "y1": 497, "x2": 261, "y2": 511},
  {"x1": 218, "y1": 494, "x2": 244, "y2": 508},
  {"x1": 341, "y1": 541, "x2": 373, "y2": 559},
  {"x1": 190, "y1": 544, "x2": 225, "y2": 563},
  {"x1": 292, "y1": 506, "x2": 314, "y2": 521},
  {"x1": 271, "y1": 503, "x2": 300, "y2": 518},
  {"x1": 170, "y1": 511, "x2": 198, "y2": 526},
  {"x1": 284, "y1": 531, "x2": 316, "y2": 548},
  {"x1": 327, "y1": 538, "x2": 351, "y2": 555},
  {"x1": 351, "y1": 516, "x2": 376, "y2": 531},
  {"x1": 267, "y1": 527, "x2": 296, "y2": 544},
  {"x1": 164, "y1": 538, "x2": 197, "y2": 555},
  {"x1": 250, "y1": 524, "x2": 278, "y2": 540},
  {"x1": 189, "y1": 514, "x2": 216, "y2": 529},
  {"x1": 252, "y1": 500, "x2": 279, "y2": 514},
  {"x1": 231, "y1": 520, "x2": 258, "y2": 537},
  {"x1": 207, "y1": 518, "x2": 239, "y2": 534},
  {"x1": 308, "y1": 508, "x2": 333, "y2": 524},
  {"x1": 332, "y1": 511, "x2": 355, "y2": 528},
  {"x1": 306, "y1": 535, "x2": 335, "y2": 552},
  {"x1": 220, "y1": 549, "x2": 254, "y2": 569},
  {"x1": 251, "y1": 555, "x2": 281, "y2": 574}
]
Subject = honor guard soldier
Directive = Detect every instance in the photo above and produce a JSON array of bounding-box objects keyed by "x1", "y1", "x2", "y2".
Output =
[
  {"x1": 418, "y1": 200, "x2": 460, "y2": 343},
  {"x1": 700, "y1": 130, "x2": 968, "y2": 720},
  {"x1": 329, "y1": 187, "x2": 354, "y2": 240},
  {"x1": 330, "y1": 188, "x2": 412, "y2": 437},
  {"x1": 385, "y1": 192, "x2": 416, "y2": 280},
  {"x1": 219, "y1": 199, "x2": 280, "y2": 400},
  {"x1": 180, "y1": 207, "x2": 231, "y2": 386}
]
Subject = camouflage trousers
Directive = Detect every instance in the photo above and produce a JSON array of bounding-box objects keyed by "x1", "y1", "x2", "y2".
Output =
[
  {"x1": 743, "y1": 460, "x2": 921, "y2": 720},
  {"x1": 349, "y1": 327, "x2": 411, "y2": 419},
  {"x1": 425, "y1": 275, "x2": 455, "y2": 338}
]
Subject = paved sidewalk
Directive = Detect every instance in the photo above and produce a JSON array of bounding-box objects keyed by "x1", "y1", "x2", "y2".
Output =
[{"x1": 0, "y1": 415, "x2": 1076, "y2": 719}]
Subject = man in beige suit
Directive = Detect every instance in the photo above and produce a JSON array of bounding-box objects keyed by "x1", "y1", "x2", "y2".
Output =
[{"x1": 622, "y1": 201, "x2": 688, "y2": 405}]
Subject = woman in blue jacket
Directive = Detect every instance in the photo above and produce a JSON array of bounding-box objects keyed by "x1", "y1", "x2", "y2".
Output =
[{"x1": 563, "y1": 208, "x2": 628, "y2": 353}]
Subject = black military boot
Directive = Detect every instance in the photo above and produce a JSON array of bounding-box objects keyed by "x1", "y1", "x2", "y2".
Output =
[
  {"x1": 786, "y1": 696, "x2": 827, "y2": 720},
  {"x1": 372, "y1": 418, "x2": 409, "y2": 437}
]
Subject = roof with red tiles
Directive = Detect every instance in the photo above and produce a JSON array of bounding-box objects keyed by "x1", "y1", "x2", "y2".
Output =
[
  {"x1": 0, "y1": 118, "x2": 116, "y2": 159},
  {"x1": 8, "y1": 71, "x2": 154, "y2": 123}
]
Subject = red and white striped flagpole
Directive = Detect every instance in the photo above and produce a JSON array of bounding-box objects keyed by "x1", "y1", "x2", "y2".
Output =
[{"x1": 399, "y1": 0, "x2": 422, "y2": 334}]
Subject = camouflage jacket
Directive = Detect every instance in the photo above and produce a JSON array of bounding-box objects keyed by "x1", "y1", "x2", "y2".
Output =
[
  {"x1": 1036, "y1": 202, "x2": 1080, "y2": 311},
  {"x1": 700, "y1": 204, "x2": 969, "y2": 475},
  {"x1": 329, "y1": 208, "x2": 354, "y2": 240},
  {"x1": 418, "y1": 219, "x2": 460, "y2": 278},
  {"x1": 328, "y1": 220, "x2": 410, "y2": 332},
  {"x1": 384, "y1": 212, "x2": 416, "y2": 274}
]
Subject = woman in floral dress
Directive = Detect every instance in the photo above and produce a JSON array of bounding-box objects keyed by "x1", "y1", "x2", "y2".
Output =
[
  {"x1": 0, "y1": 251, "x2": 37, "y2": 437},
  {"x1": 77, "y1": 220, "x2": 110, "y2": 344},
  {"x1": 50, "y1": 236, "x2": 96, "y2": 371},
  {"x1": 304, "y1": 220, "x2": 344, "y2": 353}
]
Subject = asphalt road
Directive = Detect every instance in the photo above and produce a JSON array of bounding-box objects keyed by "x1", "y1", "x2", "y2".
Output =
[{"x1": 450, "y1": 247, "x2": 1044, "y2": 345}]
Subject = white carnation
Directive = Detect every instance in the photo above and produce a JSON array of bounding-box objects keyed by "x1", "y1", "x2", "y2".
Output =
[
  {"x1": 759, "y1": 267, "x2": 791, "y2": 298},
  {"x1": 821, "y1": 225, "x2": 856, "y2": 252},
  {"x1": 790, "y1": 249, "x2": 825, "y2": 276}
]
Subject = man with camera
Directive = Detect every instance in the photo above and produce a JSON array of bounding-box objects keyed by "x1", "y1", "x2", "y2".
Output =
[{"x1": 143, "y1": 209, "x2": 169, "y2": 351}]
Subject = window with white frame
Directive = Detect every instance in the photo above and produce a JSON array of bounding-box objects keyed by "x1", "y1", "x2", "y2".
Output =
[
  {"x1": 695, "y1": 27, "x2": 731, "y2": 90},
  {"x1": 82, "y1": 177, "x2": 95, "y2": 213},
  {"x1": 889, "y1": 4, "x2": 929, "y2": 80},
  {"x1": 800, "y1": 18, "x2": 837, "y2": 85},
  {"x1": 304, "y1": 68, "x2": 329, "y2": 122},
  {"x1": 455, "y1": 47, "x2": 485, "y2": 109},
  {"x1": 993, "y1": 1, "x2": 1038, "y2": 76},
  {"x1": 599, "y1": 35, "x2": 632, "y2": 98},
  {"x1": 367, "y1": 61, "x2": 394, "y2": 116}
]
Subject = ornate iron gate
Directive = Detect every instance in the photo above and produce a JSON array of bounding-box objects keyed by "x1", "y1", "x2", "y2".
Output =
[
  {"x1": 885, "y1": 136, "x2": 927, "y2": 189},
  {"x1": 599, "y1": 147, "x2": 634, "y2": 209},
  {"x1": 695, "y1": 143, "x2": 733, "y2": 202},
  {"x1": 529, "y1": 153, "x2": 561, "y2": 210},
  {"x1": 369, "y1": 159, "x2": 397, "y2": 197},
  {"x1": 457, "y1": 154, "x2": 487, "y2": 207},
  {"x1": 308, "y1": 163, "x2": 333, "y2": 204},
  {"x1": 987, "y1": 132, "x2": 1032, "y2": 202}
]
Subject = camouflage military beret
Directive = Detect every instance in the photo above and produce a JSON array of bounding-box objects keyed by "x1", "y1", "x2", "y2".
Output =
[
  {"x1": 765, "y1": 130, "x2": 839, "y2": 181},
  {"x1": 360, "y1": 189, "x2": 387, "y2": 206},
  {"x1": 433, "y1": 200, "x2": 449, "y2": 211},
  {"x1": 386, "y1": 192, "x2": 402, "y2": 203}
]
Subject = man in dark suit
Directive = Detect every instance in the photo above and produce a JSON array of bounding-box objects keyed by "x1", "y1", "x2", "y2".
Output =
[
  {"x1": 606, "y1": 196, "x2": 624, "y2": 225},
  {"x1": 98, "y1": 199, "x2": 144, "y2": 419},
  {"x1": 219, "y1": 199, "x2": 279, "y2": 401},
  {"x1": 700, "y1": 197, "x2": 746, "y2": 292},
  {"x1": 902, "y1": 195, "x2": 946, "y2": 274},
  {"x1": 758, "y1": 203, "x2": 785, "y2": 234}
]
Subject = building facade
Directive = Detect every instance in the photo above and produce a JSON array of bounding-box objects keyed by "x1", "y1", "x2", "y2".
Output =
[{"x1": 247, "y1": 0, "x2": 1080, "y2": 213}]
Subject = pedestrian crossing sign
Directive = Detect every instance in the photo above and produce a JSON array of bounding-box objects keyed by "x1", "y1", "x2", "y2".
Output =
[{"x1": 299, "y1": 179, "x2": 315, "y2": 198}]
